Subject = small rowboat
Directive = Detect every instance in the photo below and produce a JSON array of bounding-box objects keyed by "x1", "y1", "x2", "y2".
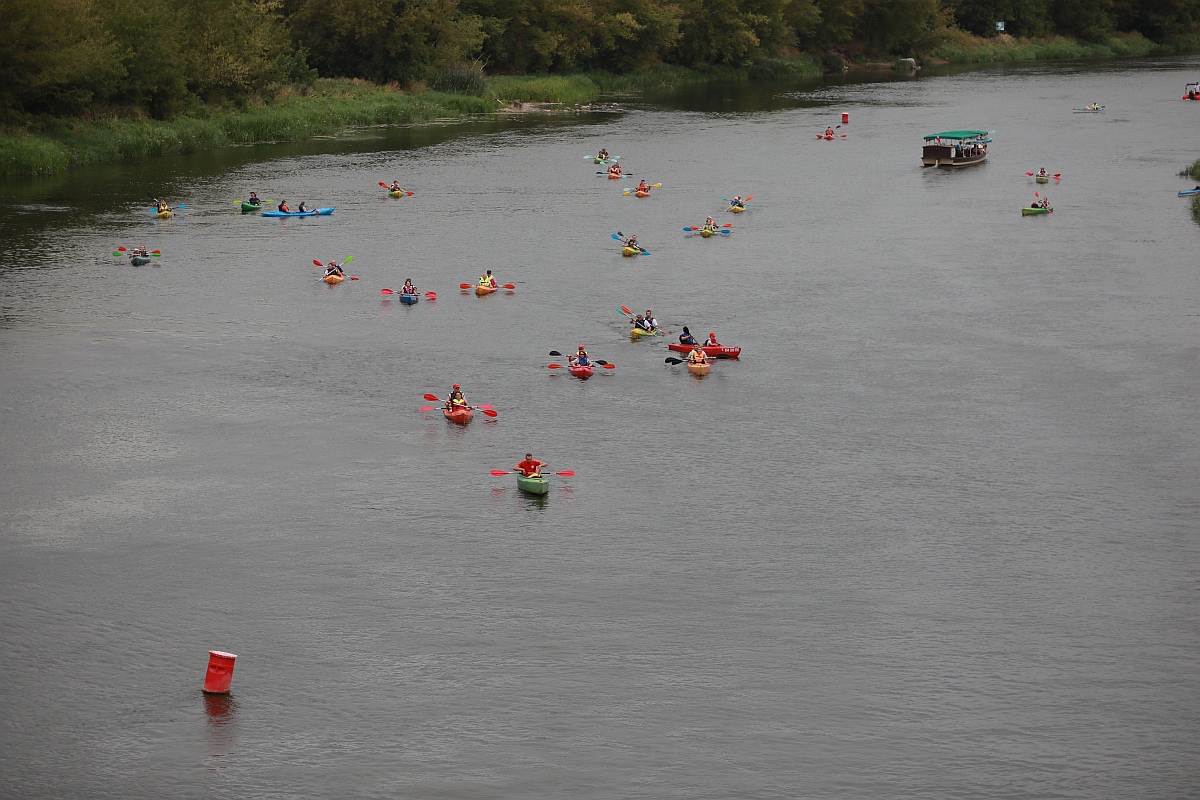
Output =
[
  {"x1": 1035, "y1": 175, "x2": 1049, "y2": 184},
  {"x1": 261, "y1": 207, "x2": 335, "y2": 217},
  {"x1": 569, "y1": 364, "x2": 594, "y2": 379},
  {"x1": 155, "y1": 210, "x2": 172, "y2": 219},
  {"x1": 130, "y1": 256, "x2": 151, "y2": 266},
  {"x1": 686, "y1": 361, "x2": 711, "y2": 376},
  {"x1": 1021, "y1": 206, "x2": 1052, "y2": 216},
  {"x1": 622, "y1": 247, "x2": 642, "y2": 257},
  {"x1": 388, "y1": 190, "x2": 404, "y2": 198},
  {"x1": 240, "y1": 202, "x2": 263, "y2": 212},
  {"x1": 399, "y1": 293, "x2": 419, "y2": 305},
  {"x1": 634, "y1": 190, "x2": 650, "y2": 197},
  {"x1": 631, "y1": 327, "x2": 657, "y2": 340},
  {"x1": 667, "y1": 343, "x2": 741, "y2": 359},
  {"x1": 443, "y1": 406, "x2": 473, "y2": 425},
  {"x1": 516, "y1": 473, "x2": 549, "y2": 495},
  {"x1": 475, "y1": 284, "x2": 497, "y2": 296},
  {"x1": 323, "y1": 273, "x2": 345, "y2": 284}
]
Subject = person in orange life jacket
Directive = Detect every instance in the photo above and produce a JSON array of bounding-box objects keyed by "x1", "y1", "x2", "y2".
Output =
[
  {"x1": 703, "y1": 217, "x2": 716, "y2": 232},
  {"x1": 514, "y1": 454, "x2": 547, "y2": 477},
  {"x1": 445, "y1": 384, "x2": 467, "y2": 409},
  {"x1": 608, "y1": 163, "x2": 622, "y2": 176},
  {"x1": 825, "y1": 127, "x2": 834, "y2": 137},
  {"x1": 679, "y1": 326, "x2": 696, "y2": 345},
  {"x1": 687, "y1": 345, "x2": 708, "y2": 365},
  {"x1": 636, "y1": 180, "x2": 649, "y2": 193}
]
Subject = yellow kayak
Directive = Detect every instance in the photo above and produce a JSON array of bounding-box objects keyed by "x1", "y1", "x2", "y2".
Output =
[
  {"x1": 728, "y1": 205, "x2": 745, "y2": 213},
  {"x1": 622, "y1": 247, "x2": 641, "y2": 257},
  {"x1": 155, "y1": 210, "x2": 172, "y2": 219},
  {"x1": 631, "y1": 327, "x2": 657, "y2": 340}
]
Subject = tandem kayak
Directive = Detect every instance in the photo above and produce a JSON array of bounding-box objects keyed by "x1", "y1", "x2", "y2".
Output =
[
  {"x1": 261, "y1": 208, "x2": 335, "y2": 217},
  {"x1": 630, "y1": 327, "x2": 657, "y2": 340},
  {"x1": 444, "y1": 406, "x2": 473, "y2": 425},
  {"x1": 516, "y1": 473, "x2": 549, "y2": 495},
  {"x1": 622, "y1": 247, "x2": 642, "y2": 257},
  {"x1": 323, "y1": 274, "x2": 345, "y2": 284},
  {"x1": 241, "y1": 202, "x2": 263, "y2": 212},
  {"x1": 399, "y1": 293, "x2": 419, "y2": 305},
  {"x1": 699, "y1": 227, "x2": 717, "y2": 237},
  {"x1": 569, "y1": 364, "x2": 595, "y2": 379},
  {"x1": 687, "y1": 362, "x2": 711, "y2": 376},
  {"x1": 130, "y1": 256, "x2": 151, "y2": 266},
  {"x1": 728, "y1": 205, "x2": 745, "y2": 213},
  {"x1": 1022, "y1": 207, "x2": 1052, "y2": 215},
  {"x1": 634, "y1": 190, "x2": 650, "y2": 197},
  {"x1": 155, "y1": 210, "x2": 172, "y2": 219},
  {"x1": 667, "y1": 343, "x2": 741, "y2": 359},
  {"x1": 475, "y1": 285, "x2": 497, "y2": 296}
]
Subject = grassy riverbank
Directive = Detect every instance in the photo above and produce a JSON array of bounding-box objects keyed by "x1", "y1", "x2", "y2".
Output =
[
  {"x1": 1182, "y1": 158, "x2": 1200, "y2": 222},
  {"x1": 926, "y1": 32, "x2": 1162, "y2": 63}
]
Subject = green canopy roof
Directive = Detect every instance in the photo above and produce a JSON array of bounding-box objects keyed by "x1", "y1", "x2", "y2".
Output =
[{"x1": 924, "y1": 130, "x2": 990, "y2": 141}]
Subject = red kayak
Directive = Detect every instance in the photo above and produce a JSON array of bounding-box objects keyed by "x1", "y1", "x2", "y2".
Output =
[
  {"x1": 569, "y1": 364, "x2": 595, "y2": 379},
  {"x1": 443, "y1": 406, "x2": 473, "y2": 425},
  {"x1": 668, "y1": 343, "x2": 742, "y2": 359}
]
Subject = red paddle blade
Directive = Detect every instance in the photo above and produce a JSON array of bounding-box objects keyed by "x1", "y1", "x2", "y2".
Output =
[
  {"x1": 425, "y1": 292, "x2": 437, "y2": 299},
  {"x1": 381, "y1": 288, "x2": 394, "y2": 295},
  {"x1": 502, "y1": 284, "x2": 515, "y2": 290},
  {"x1": 601, "y1": 363, "x2": 616, "y2": 369},
  {"x1": 490, "y1": 470, "x2": 510, "y2": 476},
  {"x1": 476, "y1": 404, "x2": 494, "y2": 410},
  {"x1": 151, "y1": 250, "x2": 161, "y2": 254},
  {"x1": 419, "y1": 406, "x2": 436, "y2": 412},
  {"x1": 745, "y1": 195, "x2": 753, "y2": 201},
  {"x1": 423, "y1": 393, "x2": 441, "y2": 402},
  {"x1": 117, "y1": 246, "x2": 127, "y2": 252},
  {"x1": 1034, "y1": 192, "x2": 1040, "y2": 197},
  {"x1": 312, "y1": 260, "x2": 323, "y2": 266},
  {"x1": 1025, "y1": 172, "x2": 1034, "y2": 175},
  {"x1": 547, "y1": 364, "x2": 563, "y2": 369},
  {"x1": 722, "y1": 223, "x2": 732, "y2": 228},
  {"x1": 460, "y1": 283, "x2": 471, "y2": 289},
  {"x1": 621, "y1": 306, "x2": 633, "y2": 315},
  {"x1": 378, "y1": 182, "x2": 387, "y2": 187},
  {"x1": 555, "y1": 470, "x2": 575, "y2": 477},
  {"x1": 481, "y1": 409, "x2": 499, "y2": 417},
  {"x1": 349, "y1": 277, "x2": 359, "y2": 281}
]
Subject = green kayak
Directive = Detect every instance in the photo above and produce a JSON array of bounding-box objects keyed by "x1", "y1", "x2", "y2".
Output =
[
  {"x1": 516, "y1": 474, "x2": 549, "y2": 495},
  {"x1": 1021, "y1": 206, "x2": 1052, "y2": 216},
  {"x1": 241, "y1": 202, "x2": 264, "y2": 212}
]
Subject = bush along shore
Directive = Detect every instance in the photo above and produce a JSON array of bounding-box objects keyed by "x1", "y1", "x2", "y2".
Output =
[
  {"x1": 1183, "y1": 158, "x2": 1200, "y2": 223},
  {"x1": 2, "y1": 36, "x2": 1196, "y2": 180}
]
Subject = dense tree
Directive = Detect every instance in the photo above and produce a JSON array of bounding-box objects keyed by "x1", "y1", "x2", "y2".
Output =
[{"x1": 952, "y1": 0, "x2": 1052, "y2": 38}]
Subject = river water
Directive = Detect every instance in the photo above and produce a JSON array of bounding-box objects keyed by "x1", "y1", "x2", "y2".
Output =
[{"x1": 1, "y1": 57, "x2": 1198, "y2": 798}]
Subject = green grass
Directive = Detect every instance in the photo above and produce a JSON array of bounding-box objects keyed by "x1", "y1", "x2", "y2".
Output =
[
  {"x1": 1180, "y1": 157, "x2": 1200, "y2": 181},
  {"x1": 929, "y1": 33, "x2": 1155, "y2": 64}
]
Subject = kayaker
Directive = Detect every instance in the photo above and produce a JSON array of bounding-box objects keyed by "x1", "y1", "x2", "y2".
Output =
[
  {"x1": 730, "y1": 196, "x2": 744, "y2": 209},
  {"x1": 297, "y1": 201, "x2": 310, "y2": 213},
  {"x1": 636, "y1": 180, "x2": 649, "y2": 193},
  {"x1": 130, "y1": 245, "x2": 149, "y2": 257},
  {"x1": 324, "y1": 261, "x2": 344, "y2": 278},
  {"x1": 825, "y1": 127, "x2": 834, "y2": 137},
  {"x1": 570, "y1": 346, "x2": 591, "y2": 367},
  {"x1": 278, "y1": 200, "x2": 290, "y2": 212},
  {"x1": 644, "y1": 310, "x2": 658, "y2": 330},
  {"x1": 686, "y1": 345, "x2": 709, "y2": 365},
  {"x1": 514, "y1": 454, "x2": 547, "y2": 478},
  {"x1": 479, "y1": 270, "x2": 497, "y2": 288},
  {"x1": 1039, "y1": 197, "x2": 1050, "y2": 209},
  {"x1": 389, "y1": 181, "x2": 402, "y2": 192},
  {"x1": 401, "y1": 279, "x2": 417, "y2": 295},
  {"x1": 246, "y1": 192, "x2": 261, "y2": 206},
  {"x1": 598, "y1": 148, "x2": 609, "y2": 161},
  {"x1": 705, "y1": 332, "x2": 720, "y2": 347},
  {"x1": 633, "y1": 314, "x2": 650, "y2": 331},
  {"x1": 679, "y1": 326, "x2": 697, "y2": 345},
  {"x1": 703, "y1": 217, "x2": 716, "y2": 232},
  {"x1": 608, "y1": 164, "x2": 622, "y2": 177},
  {"x1": 154, "y1": 200, "x2": 171, "y2": 213},
  {"x1": 445, "y1": 384, "x2": 467, "y2": 409},
  {"x1": 1037, "y1": 167, "x2": 1047, "y2": 177},
  {"x1": 624, "y1": 235, "x2": 641, "y2": 252}
]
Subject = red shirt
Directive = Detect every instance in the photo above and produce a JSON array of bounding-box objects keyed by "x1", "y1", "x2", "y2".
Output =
[{"x1": 515, "y1": 460, "x2": 545, "y2": 476}]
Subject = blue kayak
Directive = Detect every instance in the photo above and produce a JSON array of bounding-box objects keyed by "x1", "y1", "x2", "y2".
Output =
[
  {"x1": 261, "y1": 207, "x2": 335, "y2": 217},
  {"x1": 399, "y1": 293, "x2": 419, "y2": 305},
  {"x1": 1179, "y1": 188, "x2": 1200, "y2": 196}
]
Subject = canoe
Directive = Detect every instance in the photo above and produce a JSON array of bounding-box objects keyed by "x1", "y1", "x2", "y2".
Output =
[
  {"x1": 1179, "y1": 188, "x2": 1200, "y2": 196},
  {"x1": 667, "y1": 343, "x2": 742, "y2": 359},
  {"x1": 1035, "y1": 175, "x2": 1049, "y2": 183},
  {"x1": 261, "y1": 207, "x2": 335, "y2": 217},
  {"x1": 155, "y1": 210, "x2": 172, "y2": 219},
  {"x1": 475, "y1": 285, "x2": 497, "y2": 296},
  {"x1": 631, "y1": 327, "x2": 657, "y2": 340},
  {"x1": 240, "y1": 202, "x2": 263, "y2": 212},
  {"x1": 443, "y1": 406, "x2": 473, "y2": 425},
  {"x1": 622, "y1": 247, "x2": 641, "y2": 257},
  {"x1": 728, "y1": 205, "x2": 745, "y2": 213},
  {"x1": 607, "y1": 173, "x2": 622, "y2": 179},
  {"x1": 323, "y1": 273, "x2": 345, "y2": 284},
  {"x1": 687, "y1": 362, "x2": 711, "y2": 376},
  {"x1": 399, "y1": 293, "x2": 419, "y2": 305},
  {"x1": 130, "y1": 256, "x2": 151, "y2": 266},
  {"x1": 634, "y1": 190, "x2": 650, "y2": 197},
  {"x1": 388, "y1": 190, "x2": 403, "y2": 198},
  {"x1": 517, "y1": 473, "x2": 549, "y2": 495},
  {"x1": 569, "y1": 364, "x2": 594, "y2": 379},
  {"x1": 1021, "y1": 207, "x2": 1052, "y2": 216}
]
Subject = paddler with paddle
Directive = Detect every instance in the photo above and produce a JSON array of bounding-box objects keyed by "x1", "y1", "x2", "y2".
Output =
[
  {"x1": 644, "y1": 310, "x2": 659, "y2": 330},
  {"x1": 514, "y1": 454, "x2": 547, "y2": 478},
  {"x1": 401, "y1": 279, "x2": 418, "y2": 296},
  {"x1": 636, "y1": 179, "x2": 650, "y2": 194},
  {"x1": 323, "y1": 260, "x2": 344, "y2": 279},
  {"x1": 479, "y1": 270, "x2": 498, "y2": 289},
  {"x1": 598, "y1": 148, "x2": 609, "y2": 161},
  {"x1": 277, "y1": 200, "x2": 291, "y2": 212},
  {"x1": 686, "y1": 344, "x2": 709, "y2": 366},
  {"x1": 246, "y1": 192, "x2": 262, "y2": 207},
  {"x1": 608, "y1": 163, "x2": 622, "y2": 177},
  {"x1": 679, "y1": 326, "x2": 697, "y2": 345},
  {"x1": 729, "y1": 196, "x2": 745, "y2": 209},
  {"x1": 569, "y1": 346, "x2": 591, "y2": 368},
  {"x1": 445, "y1": 384, "x2": 467, "y2": 411},
  {"x1": 622, "y1": 234, "x2": 642, "y2": 253}
]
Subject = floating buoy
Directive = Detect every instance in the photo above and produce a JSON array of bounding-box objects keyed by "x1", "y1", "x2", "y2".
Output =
[
  {"x1": 203, "y1": 650, "x2": 237, "y2": 694},
  {"x1": 842, "y1": 112, "x2": 849, "y2": 124}
]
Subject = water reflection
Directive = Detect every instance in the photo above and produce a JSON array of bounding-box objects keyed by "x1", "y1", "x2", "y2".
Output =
[{"x1": 202, "y1": 692, "x2": 238, "y2": 751}]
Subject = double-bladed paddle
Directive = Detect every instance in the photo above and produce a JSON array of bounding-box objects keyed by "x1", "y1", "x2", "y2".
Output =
[
  {"x1": 611, "y1": 233, "x2": 650, "y2": 255},
  {"x1": 420, "y1": 405, "x2": 498, "y2": 416},
  {"x1": 381, "y1": 288, "x2": 437, "y2": 298},
  {"x1": 113, "y1": 247, "x2": 161, "y2": 257},
  {"x1": 313, "y1": 257, "x2": 358, "y2": 280},
  {"x1": 377, "y1": 182, "x2": 415, "y2": 196},
  {"x1": 490, "y1": 469, "x2": 574, "y2": 476},
  {"x1": 622, "y1": 183, "x2": 661, "y2": 195}
]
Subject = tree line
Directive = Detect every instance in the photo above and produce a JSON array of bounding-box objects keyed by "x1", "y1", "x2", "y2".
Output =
[{"x1": 3, "y1": 0, "x2": 1196, "y2": 122}]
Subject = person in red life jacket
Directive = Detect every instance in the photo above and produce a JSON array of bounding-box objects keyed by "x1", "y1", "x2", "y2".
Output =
[
  {"x1": 825, "y1": 127, "x2": 834, "y2": 138},
  {"x1": 514, "y1": 454, "x2": 547, "y2": 477},
  {"x1": 636, "y1": 180, "x2": 649, "y2": 193},
  {"x1": 608, "y1": 163, "x2": 622, "y2": 177},
  {"x1": 278, "y1": 200, "x2": 290, "y2": 212},
  {"x1": 705, "y1": 332, "x2": 720, "y2": 347}
]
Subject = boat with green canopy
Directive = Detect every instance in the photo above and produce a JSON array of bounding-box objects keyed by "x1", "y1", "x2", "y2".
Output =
[{"x1": 921, "y1": 130, "x2": 991, "y2": 168}]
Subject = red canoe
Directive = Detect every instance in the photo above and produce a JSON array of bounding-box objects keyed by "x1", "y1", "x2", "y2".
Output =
[
  {"x1": 569, "y1": 364, "x2": 595, "y2": 379},
  {"x1": 443, "y1": 406, "x2": 473, "y2": 425},
  {"x1": 667, "y1": 343, "x2": 742, "y2": 359}
]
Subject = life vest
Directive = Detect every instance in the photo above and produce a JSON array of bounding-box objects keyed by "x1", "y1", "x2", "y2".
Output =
[
  {"x1": 688, "y1": 351, "x2": 706, "y2": 364},
  {"x1": 706, "y1": 337, "x2": 719, "y2": 346},
  {"x1": 479, "y1": 276, "x2": 495, "y2": 287}
]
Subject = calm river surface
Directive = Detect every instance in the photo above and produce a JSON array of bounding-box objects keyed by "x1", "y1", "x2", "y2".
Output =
[{"x1": 1, "y1": 57, "x2": 1198, "y2": 798}]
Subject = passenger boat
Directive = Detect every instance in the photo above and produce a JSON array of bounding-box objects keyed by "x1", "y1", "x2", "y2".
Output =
[
  {"x1": 1184, "y1": 82, "x2": 1200, "y2": 100},
  {"x1": 921, "y1": 130, "x2": 990, "y2": 168}
]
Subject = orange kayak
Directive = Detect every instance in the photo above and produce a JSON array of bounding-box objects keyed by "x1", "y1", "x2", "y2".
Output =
[
  {"x1": 475, "y1": 285, "x2": 497, "y2": 296},
  {"x1": 687, "y1": 362, "x2": 711, "y2": 376},
  {"x1": 635, "y1": 190, "x2": 650, "y2": 197},
  {"x1": 323, "y1": 274, "x2": 344, "y2": 284},
  {"x1": 607, "y1": 173, "x2": 622, "y2": 179},
  {"x1": 443, "y1": 406, "x2": 473, "y2": 425}
]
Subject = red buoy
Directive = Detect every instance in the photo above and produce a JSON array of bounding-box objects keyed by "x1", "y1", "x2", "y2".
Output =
[
  {"x1": 841, "y1": 112, "x2": 849, "y2": 124},
  {"x1": 203, "y1": 650, "x2": 237, "y2": 694}
]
